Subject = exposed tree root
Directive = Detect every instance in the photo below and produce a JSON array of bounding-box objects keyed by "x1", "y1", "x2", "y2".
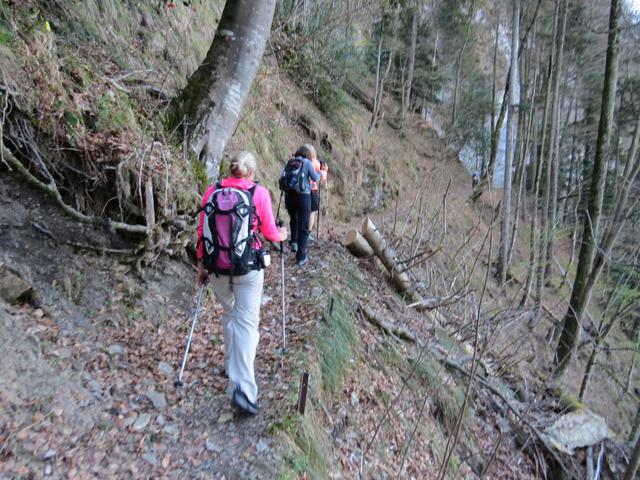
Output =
[{"x1": 2, "y1": 144, "x2": 149, "y2": 235}]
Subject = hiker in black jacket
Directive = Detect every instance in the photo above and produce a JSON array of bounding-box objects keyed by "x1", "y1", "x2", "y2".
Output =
[{"x1": 279, "y1": 145, "x2": 321, "y2": 266}]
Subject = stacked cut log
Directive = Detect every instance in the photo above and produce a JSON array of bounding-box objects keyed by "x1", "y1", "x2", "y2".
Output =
[
  {"x1": 342, "y1": 229, "x2": 373, "y2": 258},
  {"x1": 342, "y1": 216, "x2": 422, "y2": 304}
]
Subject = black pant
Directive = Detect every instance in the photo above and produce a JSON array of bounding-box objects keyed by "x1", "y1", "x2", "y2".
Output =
[{"x1": 285, "y1": 193, "x2": 311, "y2": 261}]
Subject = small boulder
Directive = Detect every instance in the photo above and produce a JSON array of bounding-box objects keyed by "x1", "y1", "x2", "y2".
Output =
[
  {"x1": 146, "y1": 390, "x2": 167, "y2": 410},
  {"x1": 108, "y1": 344, "x2": 124, "y2": 356},
  {"x1": 132, "y1": 413, "x2": 151, "y2": 431},
  {"x1": 0, "y1": 269, "x2": 32, "y2": 304},
  {"x1": 142, "y1": 453, "x2": 158, "y2": 466},
  {"x1": 158, "y1": 362, "x2": 173, "y2": 377}
]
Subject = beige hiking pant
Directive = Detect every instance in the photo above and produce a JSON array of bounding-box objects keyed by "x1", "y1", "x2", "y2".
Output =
[{"x1": 210, "y1": 269, "x2": 264, "y2": 404}]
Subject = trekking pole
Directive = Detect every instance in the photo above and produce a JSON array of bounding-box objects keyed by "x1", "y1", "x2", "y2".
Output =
[
  {"x1": 277, "y1": 221, "x2": 287, "y2": 353},
  {"x1": 316, "y1": 183, "x2": 321, "y2": 240},
  {"x1": 174, "y1": 284, "x2": 206, "y2": 388},
  {"x1": 276, "y1": 191, "x2": 283, "y2": 221}
]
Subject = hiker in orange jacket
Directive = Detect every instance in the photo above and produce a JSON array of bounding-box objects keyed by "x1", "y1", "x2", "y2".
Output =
[{"x1": 306, "y1": 144, "x2": 328, "y2": 238}]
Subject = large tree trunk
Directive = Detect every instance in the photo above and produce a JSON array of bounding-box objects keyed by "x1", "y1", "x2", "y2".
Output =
[
  {"x1": 170, "y1": 0, "x2": 277, "y2": 181},
  {"x1": 554, "y1": 0, "x2": 621, "y2": 378},
  {"x1": 497, "y1": 0, "x2": 520, "y2": 286}
]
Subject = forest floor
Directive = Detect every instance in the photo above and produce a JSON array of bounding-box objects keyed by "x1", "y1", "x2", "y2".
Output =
[{"x1": 0, "y1": 170, "x2": 542, "y2": 479}]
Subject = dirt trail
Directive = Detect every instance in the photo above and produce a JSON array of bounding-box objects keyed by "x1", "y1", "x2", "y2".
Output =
[{"x1": 0, "y1": 175, "x2": 336, "y2": 478}]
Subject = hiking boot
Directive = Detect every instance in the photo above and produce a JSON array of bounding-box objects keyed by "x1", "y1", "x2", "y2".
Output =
[
  {"x1": 290, "y1": 242, "x2": 298, "y2": 253},
  {"x1": 296, "y1": 257, "x2": 309, "y2": 267},
  {"x1": 232, "y1": 386, "x2": 258, "y2": 415},
  {"x1": 307, "y1": 234, "x2": 314, "y2": 242}
]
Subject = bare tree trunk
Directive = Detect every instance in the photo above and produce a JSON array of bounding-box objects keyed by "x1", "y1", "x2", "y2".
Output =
[
  {"x1": 370, "y1": 29, "x2": 384, "y2": 132},
  {"x1": 483, "y1": 0, "x2": 541, "y2": 183},
  {"x1": 626, "y1": 332, "x2": 639, "y2": 394},
  {"x1": 370, "y1": 8, "x2": 397, "y2": 133},
  {"x1": 508, "y1": 107, "x2": 526, "y2": 265},
  {"x1": 170, "y1": 0, "x2": 277, "y2": 182},
  {"x1": 554, "y1": 0, "x2": 621, "y2": 378},
  {"x1": 630, "y1": 402, "x2": 640, "y2": 444},
  {"x1": 544, "y1": 0, "x2": 568, "y2": 281},
  {"x1": 520, "y1": 109, "x2": 542, "y2": 308},
  {"x1": 623, "y1": 433, "x2": 640, "y2": 480},
  {"x1": 490, "y1": 9, "x2": 500, "y2": 136},
  {"x1": 531, "y1": 19, "x2": 559, "y2": 321},
  {"x1": 579, "y1": 342, "x2": 598, "y2": 401},
  {"x1": 450, "y1": 0, "x2": 476, "y2": 128},
  {"x1": 562, "y1": 88, "x2": 579, "y2": 224},
  {"x1": 432, "y1": 27, "x2": 439, "y2": 67},
  {"x1": 497, "y1": 0, "x2": 520, "y2": 286},
  {"x1": 404, "y1": 4, "x2": 418, "y2": 112}
]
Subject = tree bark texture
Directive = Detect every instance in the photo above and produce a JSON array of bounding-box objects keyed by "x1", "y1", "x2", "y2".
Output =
[
  {"x1": 171, "y1": 0, "x2": 277, "y2": 182},
  {"x1": 554, "y1": 0, "x2": 621, "y2": 378}
]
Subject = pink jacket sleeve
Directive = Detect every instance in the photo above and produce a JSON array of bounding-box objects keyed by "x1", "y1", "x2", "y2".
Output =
[
  {"x1": 196, "y1": 185, "x2": 215, "y2": 260},
  {"x1": 254, "y1": 186, "x2": 282, "y2": 243}
]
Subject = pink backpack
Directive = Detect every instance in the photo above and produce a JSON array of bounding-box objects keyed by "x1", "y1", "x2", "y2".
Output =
[{"x1": 198, "y1": 183, "x2": 260, "y2": 276}]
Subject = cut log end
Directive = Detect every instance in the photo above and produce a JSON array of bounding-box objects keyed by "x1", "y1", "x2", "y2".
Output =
[{"x1": 342, "y1": 229, "x2": 374, "y2": 258}]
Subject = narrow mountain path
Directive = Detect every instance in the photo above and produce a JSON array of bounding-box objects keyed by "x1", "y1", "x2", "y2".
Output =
[{"x1": 0, "y1": 174, "x2": 338, "y2": 478}]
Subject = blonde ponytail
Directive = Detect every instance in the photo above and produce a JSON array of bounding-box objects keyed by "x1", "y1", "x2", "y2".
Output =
[{"x1": 229, "y1": 151, "x2": 257, "y2": 178}]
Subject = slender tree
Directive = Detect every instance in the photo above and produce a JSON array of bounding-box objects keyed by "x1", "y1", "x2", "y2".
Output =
[
  {"x1": 543, "y1": 0, "x2": 568, "y2": 280},
  {"x1": 404, "y1": 2, "x2": 418, "y2": 114},
  {"x1": 497, "y1": 0, "x2": 520, "y2": 286},
  {"x1": 450, "y1": 0, "x2": 476, "y2": 128},
  {"x1": 170, "y1": 0, "x2": 277, "y2": 181},
  {"x1": 554, "y1": 0, "x2": 621, "y2": 378}
]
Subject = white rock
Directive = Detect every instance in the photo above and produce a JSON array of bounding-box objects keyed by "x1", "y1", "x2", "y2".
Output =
[
  {"x1": 146, "y1": 390, "x2": 167, "y2": 409},
  {"x1": 256, "y1": 439, "x2": 269, "y2": 453},
  {"x1": 217, "y1": 412, "x2": 233, "y2": 423},
  {"x1": 350, "y1": 391, "x2": 359, "y2": 406},
  {"x1": 142, "y1": 453, "x2": 158, "y2": 466},
  {"x1": 43, "y1": 449, "x2": 56, "y2": 460},
  {"x1": 158, "y1": 362, "x2": 173, "y2": 376},
  {"x1": 542, "y1": 409, "x2": 612, "y2": 454},
  {"x1": 108, "y1": 344, "x2": 124, "y2": 356},
  {"x1": 132, "y1": 413, "x2": 151, "y2": 431}
]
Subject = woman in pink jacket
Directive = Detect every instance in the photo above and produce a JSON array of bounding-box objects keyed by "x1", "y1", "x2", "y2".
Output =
[{"x1": 196, "y1": 151, "x2": 287, "y2": 415}]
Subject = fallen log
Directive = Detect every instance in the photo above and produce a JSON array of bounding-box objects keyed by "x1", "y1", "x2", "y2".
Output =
[
  {"x1": 360, "y1": 216, "x2": 417, "y2": 298},
  {"x1": 359, "y1": 304, "x2": 419, "y2": 343},
  {"x1": 407, "y1": 292, "x2": 469, "y2": 312},
  {"x1": 345, "y1": 80, "x2": 374, "y2": 111},
  {"x1": 342, "y1": 229, "x2": 374, "y2": 257}
]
